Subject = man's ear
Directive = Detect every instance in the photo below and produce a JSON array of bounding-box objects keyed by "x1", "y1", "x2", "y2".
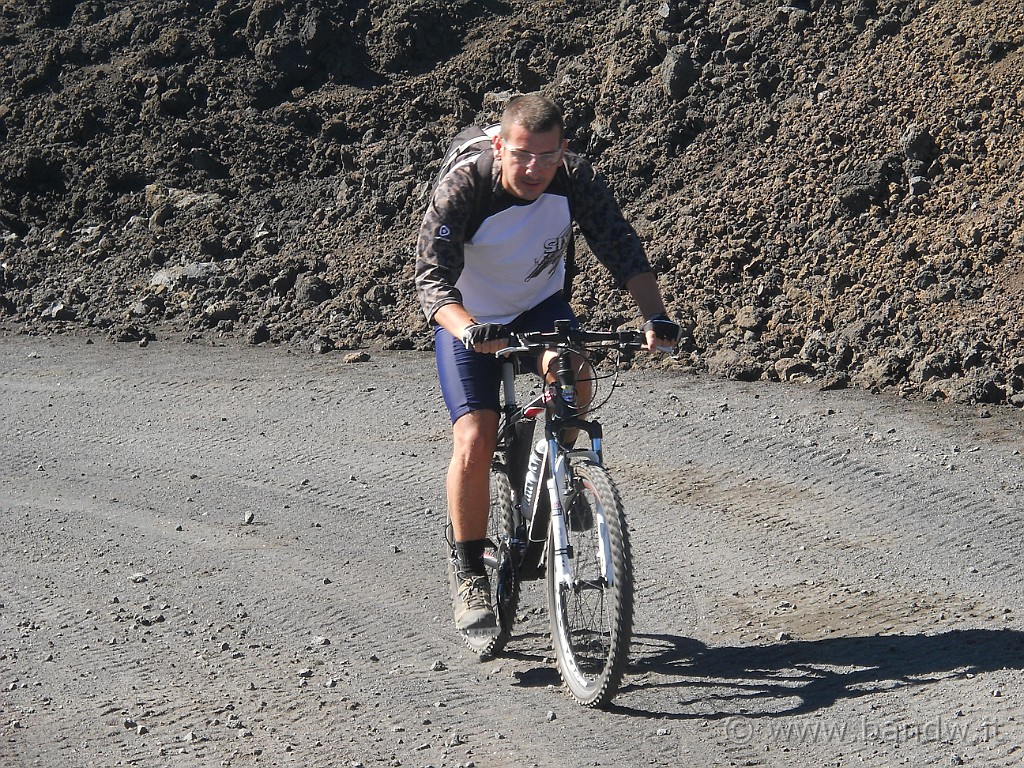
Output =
[{"x1": 491, "y1": 134, "x2": 502, "y2": 160}]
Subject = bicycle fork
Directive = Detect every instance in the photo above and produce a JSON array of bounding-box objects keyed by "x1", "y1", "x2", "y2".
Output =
[{"x1": 546, "y1": 446, "x2": 614, "y2": 594}]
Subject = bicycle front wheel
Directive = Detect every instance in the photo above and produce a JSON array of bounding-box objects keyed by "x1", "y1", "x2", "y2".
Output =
[{"x1": 547, "y1": 460, "x2": 633, "y2": 707}]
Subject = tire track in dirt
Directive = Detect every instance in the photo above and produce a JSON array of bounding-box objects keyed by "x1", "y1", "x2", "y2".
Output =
[
  {"x1": 0, "y1": 343, "x2": 593, "y2": 767},
  {"x1": 2, "y1": 509, "x2": 356, "y2": 765},
  {"x1": 599, "y1": 378, "x2": 1023, "y2": 766},
  {"x1": 2, "y1": 399, "x2": 411, "y2": 765},
  {"x1": 3, "y1": 339, "x2": 1023, "y2": 767},
  {"x1": 616, "y1": 390, "x2": 1024, "y2": 606}
]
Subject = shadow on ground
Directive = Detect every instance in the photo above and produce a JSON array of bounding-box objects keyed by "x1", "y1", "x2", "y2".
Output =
[{"x1": 614, "y1": 628, "x2": 1024, "y2": 719}]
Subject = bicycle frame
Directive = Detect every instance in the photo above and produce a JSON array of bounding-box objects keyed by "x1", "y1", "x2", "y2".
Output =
[{"x1": 496, "y1": 339, "x2": 612, "y2": 590}]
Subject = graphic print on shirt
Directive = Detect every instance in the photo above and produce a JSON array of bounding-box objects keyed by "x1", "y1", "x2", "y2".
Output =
[
  {"x1": 526, "y1": 223, "x2": 572, "y2": 281},
  {"x1": 456, "y1": 192, "x2": 571, "y2": 325}
]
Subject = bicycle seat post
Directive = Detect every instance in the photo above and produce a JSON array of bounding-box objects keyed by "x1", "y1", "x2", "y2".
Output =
[{"x1": 501, "y1": 359, "x2": 517, "y2": 411}]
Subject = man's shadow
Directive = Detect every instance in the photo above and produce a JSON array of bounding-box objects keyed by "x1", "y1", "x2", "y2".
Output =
[{"x1": 609, "y1": 628, "x2": 1024, "y2": 719}]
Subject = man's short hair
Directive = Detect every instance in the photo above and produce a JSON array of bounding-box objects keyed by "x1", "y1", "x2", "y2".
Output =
[{"x1": 501, "y1": 93, "x2": 564, "y2": 140}]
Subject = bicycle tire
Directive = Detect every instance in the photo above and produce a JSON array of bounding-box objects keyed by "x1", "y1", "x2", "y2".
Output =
[
  {"x1": 547, "y1": 460, "x2": 633, "y2": 707},
  {"x1": 446, "y1": 463, "x2": 519, "y2": 658}
]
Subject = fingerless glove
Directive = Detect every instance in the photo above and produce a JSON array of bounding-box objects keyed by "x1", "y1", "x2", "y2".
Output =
[
  {"x1": 641, "y1": 314, "x2": 681, "y2": 343},
  {"x1": 461, "y1": 322, "x2": 508, "y2": 351}
]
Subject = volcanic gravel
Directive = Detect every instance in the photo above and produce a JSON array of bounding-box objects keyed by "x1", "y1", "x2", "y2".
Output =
[{"x1": 1, "y1": 0, "x2": 1022, "y2": 405}]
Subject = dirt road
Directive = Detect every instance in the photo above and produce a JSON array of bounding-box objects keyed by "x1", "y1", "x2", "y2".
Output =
[{"x1": 2, "y1": 334, "x2": 1022, "y2": 767}]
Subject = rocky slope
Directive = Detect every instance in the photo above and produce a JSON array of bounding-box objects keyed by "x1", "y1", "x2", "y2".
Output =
[{"x1": 1, "y1": 0, "x2": 1022, "y2": 404}]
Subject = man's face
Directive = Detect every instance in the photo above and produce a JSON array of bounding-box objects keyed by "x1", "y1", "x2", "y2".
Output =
[{"x1": 493, "y1": 124, "x2": 566, "y2": 201}]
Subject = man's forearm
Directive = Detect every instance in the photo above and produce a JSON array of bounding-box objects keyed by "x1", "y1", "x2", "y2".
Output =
[
  {"x1": 626, "y1": 272, "x2": 668, "y2": 320},
  {"x1": 433, "y1": 303, "x2": 477, "y2": 339}
]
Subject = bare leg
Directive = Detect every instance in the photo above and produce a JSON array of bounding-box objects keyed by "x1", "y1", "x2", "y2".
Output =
[
  {"x1": 448, "y1": 409, "x2": 500, "y2": 631},
  {"x1": 447, "y1": 409, "x2": 499, "y2": 542}
]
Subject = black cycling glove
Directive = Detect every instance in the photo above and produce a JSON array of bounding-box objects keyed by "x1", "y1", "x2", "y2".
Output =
[
  {"x1": 641, "y1": 314, "x2": 682, "y2": 348},
  {"x1": 460, "y1": 322, "x2": 508, "y2": 351}
]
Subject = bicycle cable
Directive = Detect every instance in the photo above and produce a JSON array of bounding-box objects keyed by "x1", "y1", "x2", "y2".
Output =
[{"x1": 573, "y1": 344, "x2": 633, "y2": 416}]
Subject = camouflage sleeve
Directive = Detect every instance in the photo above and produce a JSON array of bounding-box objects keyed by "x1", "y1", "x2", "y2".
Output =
[
  {"x1": 414, "y1": 165, "x2": 478, "y2": 323},
  {"x1": 564, "y1": 153, "x2": 652, "y2": 287}
]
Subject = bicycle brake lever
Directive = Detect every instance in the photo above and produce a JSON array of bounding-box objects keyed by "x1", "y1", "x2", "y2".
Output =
[{"x1": 495, "y1": 345, "x2": 529, "y2": 357}]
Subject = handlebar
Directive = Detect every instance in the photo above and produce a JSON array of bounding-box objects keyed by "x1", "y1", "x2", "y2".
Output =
[{"x1": 496, "y1": 322, "x2": 646, "y2": 357}]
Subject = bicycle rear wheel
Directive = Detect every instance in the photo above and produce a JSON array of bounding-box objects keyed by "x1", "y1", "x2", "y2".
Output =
[
  {"x1": 446, "y1": 463, "x2": 519, "y2": 658},
  {"x1": 547, "y1": 461, "x2": 633, "y2": 707}
]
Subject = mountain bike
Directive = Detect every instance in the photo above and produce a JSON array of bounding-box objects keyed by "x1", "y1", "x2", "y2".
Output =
[{"x1": 445, "y1": 320, "x2": 644, "y2": 708}]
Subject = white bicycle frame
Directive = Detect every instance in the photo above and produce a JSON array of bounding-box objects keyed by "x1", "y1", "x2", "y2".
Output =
[
  {"x1": 500, "y1": 359, "x2": 616, "y2": 594},
  {"x1": 545, "y1": 436, "x2": 616, "y2": 596}
]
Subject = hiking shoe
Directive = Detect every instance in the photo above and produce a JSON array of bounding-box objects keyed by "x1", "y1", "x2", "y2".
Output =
[
  {"x1": 568, "y1": 493, "x2": 594, "y2": 531},
  {"x1": 452, "y1": 570, "x2": 496, "y2": 632}
]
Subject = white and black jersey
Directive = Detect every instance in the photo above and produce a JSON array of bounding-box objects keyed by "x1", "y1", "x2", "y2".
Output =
[{"x1": 415, "y1": 151, "x2": 651, "y2": 325}]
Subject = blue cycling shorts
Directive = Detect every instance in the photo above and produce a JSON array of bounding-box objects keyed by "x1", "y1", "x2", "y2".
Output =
[{"x1": 434, "y1": 292, "x2": 577, "y2": 424}]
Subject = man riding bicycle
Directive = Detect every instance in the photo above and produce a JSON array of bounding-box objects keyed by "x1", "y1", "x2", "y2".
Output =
[{"x1": 414, "y1": 93, "x2": 681, "y2": 636}]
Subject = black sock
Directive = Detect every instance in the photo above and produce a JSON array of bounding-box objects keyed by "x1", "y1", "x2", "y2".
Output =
[{"x1": 455, "y1": 539, "x2": 487, "y2": 577}]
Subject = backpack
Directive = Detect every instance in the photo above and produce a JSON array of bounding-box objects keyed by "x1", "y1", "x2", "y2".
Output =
[
  {"x1": 430, "y1": 123, "x2": 500, "y2": 192},
  {"x1": 428, "y1": 124, "x2": 500, "y2": 240}
]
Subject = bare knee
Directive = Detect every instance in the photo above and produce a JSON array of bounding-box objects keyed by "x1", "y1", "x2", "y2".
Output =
[{"x1": 451, "y1": 411, "x2": 498, "y2": 471}]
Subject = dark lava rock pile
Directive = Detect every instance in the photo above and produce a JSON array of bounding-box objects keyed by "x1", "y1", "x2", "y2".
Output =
[{"x1": 1, "y1": 0, "x2": 1022, "y2": 405}]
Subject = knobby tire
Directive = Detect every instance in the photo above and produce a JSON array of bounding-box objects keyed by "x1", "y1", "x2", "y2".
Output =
[{"x1": 547, "y1": 461, "x2": 633, "y2": 708}]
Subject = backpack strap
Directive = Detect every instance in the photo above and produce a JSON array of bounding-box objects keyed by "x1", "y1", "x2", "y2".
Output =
[{"x1": 465, "y1": 150, "x2": 495, "y2": 240}]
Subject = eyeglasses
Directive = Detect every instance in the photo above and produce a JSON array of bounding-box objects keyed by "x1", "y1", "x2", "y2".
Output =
[{"x1": 503, "y1": 146, "x2": 564, "y2": 168}]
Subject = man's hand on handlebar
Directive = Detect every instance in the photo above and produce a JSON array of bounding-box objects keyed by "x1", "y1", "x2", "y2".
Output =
[
  {"x1": 461, "y1": 322, "x2": 510, "y2": 354},
  {"x1": 641, "y1": 314, "x2": 682, "y2": 354}
]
